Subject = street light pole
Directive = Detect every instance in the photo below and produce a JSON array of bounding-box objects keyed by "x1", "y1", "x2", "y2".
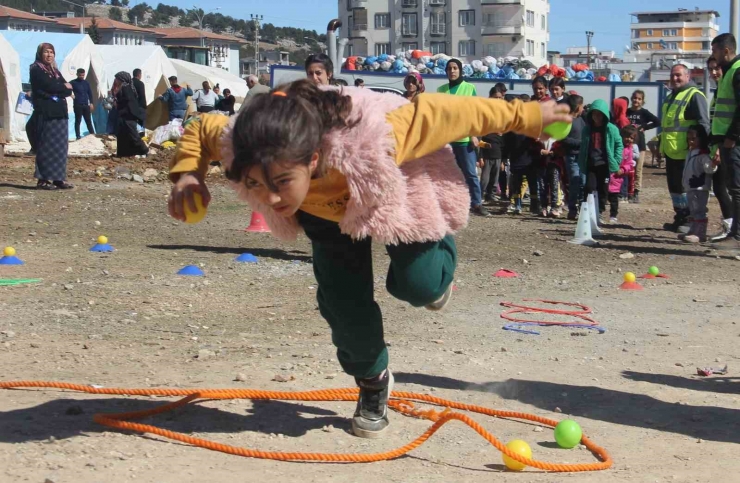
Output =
[
  {"x1": 251, "y1": 14, "x2": 263, "y2": 76},
  {"x1": 59, "y1": 0, "x2": 86, "y2": 33},
  {"x1": 585, "y1": 31, "x2": 594, "y2": 67},
  {"x1": 193, "y1": 5, "x2": 221, "y2": 48},
  {"x1": 732, "y1": 0, "x2": 740, "y2": 42}
]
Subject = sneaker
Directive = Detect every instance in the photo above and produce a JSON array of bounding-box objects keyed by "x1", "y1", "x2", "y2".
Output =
[
  {"x1": 677, "y1": 224, "x2": 690, "y2": 234},
  {"x1": 683, "y1": 234, "x2": 705, "y2": 243},
  {"x1": 609, "y1": 217, "x2": 618, "y2": 224},
  {"x1": 710, "y1": 219, "x2": 733, "y2": 242},
  {"x1": 352, "y1": 370, "x2": 394, "y2": 439},
  {"x1": 539, "y1": 209, "x2": 548, "y2": 217},
  {"x1": 711, "y1": 236, "x2": 740, "y2": 251},
  {"x1": 426, "y1": 283, "x2": 453, "y2": 311},
  {"x1": 632, "y1": 192, "x2": 641, "y2": 204},
  {"x1": 513, "y1": 207, "x2": 522, "y2": 215},
  {"x1": 663, "y1": 220, "x2": 683, "y2": 232},
  {"x1": 506, "y1": 204, "x2": 517, "y2": 214},
  {"x1": 471, "y1": 205, "x2": 492, "y2": 217},
  {"x1": 550, "y1": 208, "x2": 562, "y2": 218}
]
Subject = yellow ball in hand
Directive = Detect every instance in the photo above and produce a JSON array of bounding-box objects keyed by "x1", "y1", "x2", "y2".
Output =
[
  {"x1": 184, "y1": 193, "x2": 207, "y2": 224},
  {"x1": 3, "y1": 246, "x2": 16, "y2": 257},
  {"x1": 624, "y1": 272, "x2": 636, "y2": 284},
  {"x1": 502, "y1": 439, "x2": 532, "y2": 471},
  {"x1": 97, "y1": 236, "x2": 108, "y2": 245}
]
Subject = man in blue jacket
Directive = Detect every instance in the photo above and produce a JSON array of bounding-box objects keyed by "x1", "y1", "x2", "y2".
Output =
[
  {"x1": 159, "y1": 76, "x2": 193, "y2": 121},
  {"x1": 70, "y1": 68, "x2": 95, "y2": 140}
]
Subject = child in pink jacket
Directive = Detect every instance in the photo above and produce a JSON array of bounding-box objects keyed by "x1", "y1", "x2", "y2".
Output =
[{"x1": 608, "y1": 125, "x2": 639, "y2": 223}]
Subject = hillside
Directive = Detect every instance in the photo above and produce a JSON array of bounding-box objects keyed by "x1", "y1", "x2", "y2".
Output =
[{"x1": 5, "y1": 0, "x2": 328, "y2": 48}]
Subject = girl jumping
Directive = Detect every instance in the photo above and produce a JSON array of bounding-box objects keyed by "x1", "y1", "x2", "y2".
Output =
[{"x1": 168, "y1": 80, "x2": 570, "y2": 439}]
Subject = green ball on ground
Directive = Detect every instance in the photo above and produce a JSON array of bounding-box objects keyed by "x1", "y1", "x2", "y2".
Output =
[
  {"x1": 554, "y1": 420, "x2": 582, "y2": 449},
  {"x1": 648, "y1": 266, "x2": 660, "y2": 276}
]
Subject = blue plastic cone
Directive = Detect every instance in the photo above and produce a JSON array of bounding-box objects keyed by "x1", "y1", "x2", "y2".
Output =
[
  {"x1": 177, "y1": 265, "x2": 205, "y2": 276},
  {"x1": 90, "y1": 243, "x2": 114, "y2": 253},
  {"x1": 0, "y1": 255, "x2": 24, "y2": 265},
  {"x1": 235, "y1": 253, "x2": 258, "y2": 263}
]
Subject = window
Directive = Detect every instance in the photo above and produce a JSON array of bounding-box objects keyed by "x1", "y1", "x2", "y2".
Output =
[
  {"x1": 402, "y1": 13, "x2": 418, "y2": 36},
  {"x1": 459, "y1": 9, "x2": 475, "y2": 26},
  {"x1": 375, "y1": 43, "x2": 391, "y2": 56},
  {"x1": 526, "y1": 39, "x2": 534, "y2": 56},
  {"x1": 646, "y1": 29, "x2": 653, "y2": 36},
  {"x1": 541, "y1": 14, "x2": 546, "y2": 30},
  {"x1": 662, "y1": 29, "x2": 669, "y2": 36},
  {"x1": 671, "y1": 29, "x2": 677, "y2": 36},
  {"x1": 632, "y1": 30, "x2": 639, "y2": 38},
  {"x1": 431, "y1": 41, "x2": 446, "y2": 55},
  {"x1": 353, "y1": 8, "x2": 368, "y2": 30},
  {"x1": 485, "y1": 43, "x2": 507, "y2": 57},
  {"x1": 375, "y1": 13, "x2": 390, "y2": 29},
  {"x1": 429, "y1": 0, "x2": 445, "y2": 4},
  {"x1": 540, "y1": 42, "x2": 545, "y2": 58},
  {"x1": 647, "y1": 42, "x2": 654, "y2": 49},
  {"x1": 526, "y1": 10, "x2": 535, "y2": 27},
  {"x1": 702, "y1": 41, "x2": 710, "y2": 50},
  {"x1": 459, "y1": 40, "x2": 475, "y2": 56},
  {"x1": 402, "y1": 42, "x2": 418, "y2": 51},
  {"x1": 431, "y1": 12, "x2": 446, "y2": 35},
  {"x1": 667, "y1": 41, "x2": 678, "y2": 49},
  {"x1": 402, "y1": 0, "x2": 417, "y2": 7}
]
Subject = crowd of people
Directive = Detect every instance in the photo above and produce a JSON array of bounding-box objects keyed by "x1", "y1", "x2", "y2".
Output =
[{"x1": 25, "y1": 41, "x2": 243, "y2": 189}]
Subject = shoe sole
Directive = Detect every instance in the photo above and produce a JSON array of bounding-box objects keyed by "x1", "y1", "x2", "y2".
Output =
[
  {"x1": 425, "y1": 284, "x2": 453, "y2": 311},
  {"x1": 351, "y1": 371, "x2": 394, "y2": 439}
]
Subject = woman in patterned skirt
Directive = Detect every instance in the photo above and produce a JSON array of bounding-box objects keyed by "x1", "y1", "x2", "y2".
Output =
[{"x1": 29, "y1": 42, "x2": 74, "y2": 190}]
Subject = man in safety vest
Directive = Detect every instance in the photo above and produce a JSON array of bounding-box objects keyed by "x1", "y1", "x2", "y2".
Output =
[
  {"x1": 660, "y1": 64, "x2": 710, "y2": 232},
  {"x1": 711, "y1": 33, "x2": 740, "y2": 250},
  {"x1": 438, "y1": 59, "x2": 491, "y2": 217}
]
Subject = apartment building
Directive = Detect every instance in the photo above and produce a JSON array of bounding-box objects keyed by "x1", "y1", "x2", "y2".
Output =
[
  {"x1": 627, "y1": 8, "x2": 719, "y2": 63},
  {"x1": 339, "y1": 0, "x2": 550, "y2": 66}
]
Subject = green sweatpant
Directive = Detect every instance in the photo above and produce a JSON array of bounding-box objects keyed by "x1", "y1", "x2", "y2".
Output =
[{"x1": 297, "y1": 211, "x2": 457, "y2": 379}]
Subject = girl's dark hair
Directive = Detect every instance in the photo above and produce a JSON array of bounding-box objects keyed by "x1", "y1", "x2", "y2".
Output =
[
  {"x1": 707, "y1": 56, "x2": 718, "y2": 66},
  {"x1": 567, "y1": 95, "x2": 583, "y2": 114},
  {"x1": 621, "y1": 125, "x2": 638, "y2": 139},
  {"x1": 531, "y1": 76, "x2": 547, "y2": 87},
  {"x1": 489, "y1": 84, "x2": 507, "y2": 96},
  {"x1": 227, "y1": 79, "x2": 356, "y2": 191},
  {"x1": 688, "y1": 125, "x2": 710, "y2": 150},
  {"x1": 519, "y1": 94, "x2": 531, "y2": 102},
  {"x1": 548, "y1": 77, "x2": 566, "y2": 90},
  {"x1": 631, "y1": 89, "x2": 645, "y2": 100},
  {"x1": 223, "y1": 88, "x2": 231, "y2": 95},
  {"x1": 305, "y1": 53, "x2": 334, "y2": 78}
]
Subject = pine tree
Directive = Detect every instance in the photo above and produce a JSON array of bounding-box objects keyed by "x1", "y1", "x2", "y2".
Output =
[{"x1": 88, "y1": 16, "x2": 102, "y2": 44}]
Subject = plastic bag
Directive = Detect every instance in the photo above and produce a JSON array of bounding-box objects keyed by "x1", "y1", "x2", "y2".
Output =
[{"x1": 151, "y1": 119, "x2": 183, "y2": 145}]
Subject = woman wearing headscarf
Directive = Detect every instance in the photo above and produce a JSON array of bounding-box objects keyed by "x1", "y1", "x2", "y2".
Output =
[
  {"x1": 403, "y1": 72, "x2": 425, "y2": 101},
  {"x1": 30, "y1": 43, "x2": 74, "y2": 190},
  {"x1": 113, "y1": 71, "x2": 149, "y2": 158}
]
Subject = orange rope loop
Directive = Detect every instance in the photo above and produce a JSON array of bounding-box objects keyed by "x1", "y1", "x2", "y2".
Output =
[{"x1": 0, "y1": 381, "x2": 612, "y2": 472}]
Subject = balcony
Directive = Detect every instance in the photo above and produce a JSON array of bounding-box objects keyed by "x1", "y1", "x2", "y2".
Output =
[
  {"x1": 351, "y1": 23, "x2": 368, "y2": 33},
  {"x1": 482, "y1": 20, "x2": 523, "y2": 36},
  {"x1": 347, "y1": 0, "x2": 367, "y2": 8},
  {"x1": 481, "y1": 0, "x2": 523, "y2": 4}
]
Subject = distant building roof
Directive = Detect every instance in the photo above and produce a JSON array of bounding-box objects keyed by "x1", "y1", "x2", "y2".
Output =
[
  {"x1": 151, "y1": 27, "x2": 246, "y2": 44},
  {"x1": 630, "y1": 9, "x2": 720, "y2": 17},
  {"x1": 0, "y1": 5, "x2": 58, "y2": 23},
  {"x1": 54, "y1": 16, "x2": 156, "y2": 34}
]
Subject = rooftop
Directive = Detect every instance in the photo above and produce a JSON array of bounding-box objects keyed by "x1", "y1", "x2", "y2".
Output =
[
  {"x1": 0, "y1": 5, "x2": 58, "y2": 23},
  {"x1": 54, "y1": 16, "x2": 157, "y2": 33},
  {"x1": 150, "y1": 27, "x2": 246, "y2": 44},
  {"x1": 630, "y1": 9, "x2": 720, "y2": 17}
]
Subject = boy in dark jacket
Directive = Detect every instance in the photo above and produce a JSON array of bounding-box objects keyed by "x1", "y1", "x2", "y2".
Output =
[
  {"x1": 562, "y1": 95, "x2": 585, "y2": 219},
  {"x1": 577, "y1": 99, "x2": 623, "y2": 216},
  {"x1": 504, "y1": 132, "x2": 542, "y2": 215},
  {"x1": 479, "y1": 84, "x2": 507, "y2": 203}
]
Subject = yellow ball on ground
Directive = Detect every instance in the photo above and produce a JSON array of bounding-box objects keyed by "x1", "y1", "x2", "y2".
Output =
[
  {"x1": 3, "y1": 246, "x2": 16, "y2": 256},
  {"x1": 624, "y1": 272, "x2": 636, "y2": 284},
  {"x1": 502, "y1": 439, "x2": 532, "y2": 471},
  {"x1": 97, "y1": 236, "x2": 108, "y2": 245},
  {"x1": 184, "y1": 192, "x2": 207, "y2": 224}
]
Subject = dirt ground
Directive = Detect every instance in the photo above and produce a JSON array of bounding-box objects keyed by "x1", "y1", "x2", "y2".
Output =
[{"x1": 1, "y1": 152, "x2": 738, "y2": 483}]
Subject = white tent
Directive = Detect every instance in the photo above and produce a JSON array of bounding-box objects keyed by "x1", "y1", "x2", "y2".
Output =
[
  {"x1": 2, "y1": 31, "x2": 106, "y2": 141},
  {"x1": 0, "y1": 33, "x2": 24, "y2": 143},
  {"x1": 97, "y1": 45, "x2": 176, "y2": 106},
  {"x1": 170, "y1": 58, "x2": 247, "y2": 103}
]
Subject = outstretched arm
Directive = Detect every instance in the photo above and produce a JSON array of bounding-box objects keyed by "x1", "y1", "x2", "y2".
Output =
[{"x1": 387, "y1": 93, "x2": 567, "y2": 165}]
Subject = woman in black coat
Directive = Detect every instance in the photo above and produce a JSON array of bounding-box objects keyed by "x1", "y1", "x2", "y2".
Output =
[
  {"x1": 30, "y1": 42, "x2": 74, "y2": 190},
  {"x1": 113, "y1": 72, "x2": 149, "y2": 158}
]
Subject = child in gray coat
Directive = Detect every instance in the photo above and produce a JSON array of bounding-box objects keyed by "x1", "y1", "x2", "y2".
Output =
[{"x1": 681, "y1": 125, "x2": 716, "y2": 243}]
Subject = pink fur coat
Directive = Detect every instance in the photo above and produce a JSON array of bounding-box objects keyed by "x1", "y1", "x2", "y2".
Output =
[{"x1": 220, "y1": 87, "x2": 470, "y2": 245}]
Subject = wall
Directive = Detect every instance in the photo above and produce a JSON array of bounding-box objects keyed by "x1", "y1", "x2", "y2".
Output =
[{"x1": 0, "y1": 19, "x2": 63, "y2": 33}]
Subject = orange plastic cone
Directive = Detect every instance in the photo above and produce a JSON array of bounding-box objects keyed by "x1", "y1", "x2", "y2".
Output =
[
  {"x1": 619, "y1": 281, "x2": 644, "y2": 291},
  {"x1": 245, "y1": 212, "x2": 271, "y2": 233}
]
